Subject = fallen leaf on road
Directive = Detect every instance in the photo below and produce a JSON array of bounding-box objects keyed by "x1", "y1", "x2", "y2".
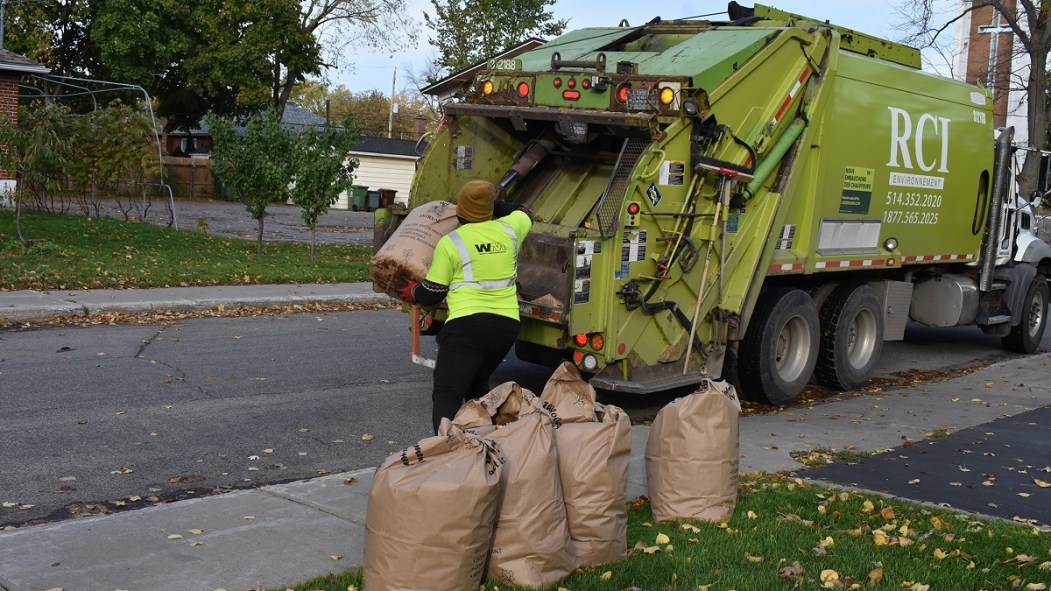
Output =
[
  {"x1": 1034, "y1": 478, "x2": 1051, "y2": 488},
  {"x1": 330, "y1": 554, "x2": 342, "y2": 561},
  {"x1": 111, "y1": 467, "x2": 133, "y2": 475},
  {"x1": 167, "y1": 534, "x2": 183, "y2": 540},
  {"x1": 907, "y1": 479, "x2": 920, "y2": 485},
  {"x1": 361, "y1": 434, "x2": 375, "y2": 441},
  {"x1": 187, "y1": 528, "x2": 204, "y2": 535}
]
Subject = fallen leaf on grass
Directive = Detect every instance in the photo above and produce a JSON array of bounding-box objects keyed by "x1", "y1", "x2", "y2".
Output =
[
  {"x1": 881, "y1": 507, "x2": 896, "y2": 519},
  {"x1": 599, "y1": 570, "x2": 612, "y2": 580},
  {"x1": 778, "y1": 562, "x2": 804, "y2": 580},
  {"x1": 655, "y1": 533, "x2": 670, "y2": 545},
  {"x1": 868, "y1": 566, "x2": 883, "y2": 585},
  {"x1": 679, "y1": 523, "x2": 700, "y2": 533},
  {"x1": 819, "y1": 569, "x2": 839, "y2": 586}
]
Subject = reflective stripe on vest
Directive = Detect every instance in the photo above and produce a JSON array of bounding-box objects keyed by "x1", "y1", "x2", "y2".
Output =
[{"x1": 447, "y1": 221, "x2": 518, "y2": 291}]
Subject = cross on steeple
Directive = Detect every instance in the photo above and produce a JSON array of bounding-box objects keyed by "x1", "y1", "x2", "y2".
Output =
[{"x1": 978, "y1": 11, "x2": 1013, "y2": 95}]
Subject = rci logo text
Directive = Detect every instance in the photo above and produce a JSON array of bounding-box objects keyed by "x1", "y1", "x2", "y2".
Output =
[
  {"x1": 887, "y1": 106, "x2": 950, "y2": 173},
  {"x1": 474, "y1": 242, "x2": 508, "y2": 255}
]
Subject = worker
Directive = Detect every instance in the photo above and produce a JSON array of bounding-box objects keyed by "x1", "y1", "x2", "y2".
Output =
[{"x1": 398, "y1": 179, "x2": 533, "y2": 433}]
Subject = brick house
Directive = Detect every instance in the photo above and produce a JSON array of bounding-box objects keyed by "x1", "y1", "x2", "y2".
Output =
[{"x1": 0, "y1": 49, "x2": 50, "y2": 202}]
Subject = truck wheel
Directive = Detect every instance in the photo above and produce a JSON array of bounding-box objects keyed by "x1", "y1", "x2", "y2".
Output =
[
  {"x1": 738, "y1": 287, "x2": 819, "y2": 404},
  {"x1": 1002, "y1": 275, "x2": 1048, "y2": 354},
  {"x1": 815, "y1": 284, "x2": 884, "y2": 390}
]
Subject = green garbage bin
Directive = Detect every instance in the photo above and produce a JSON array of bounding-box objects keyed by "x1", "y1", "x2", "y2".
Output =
[{"x1": 348, "y1": 185, "x2": 368, "y2": 211}]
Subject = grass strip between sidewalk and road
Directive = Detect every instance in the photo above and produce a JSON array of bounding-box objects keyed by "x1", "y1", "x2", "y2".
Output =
[
  {"x1": 0, "y1": 210, "x2": 371, "y2": 291},
  {"x1": 290, "y1": 473, "x2": 1051, "y2": 591}
]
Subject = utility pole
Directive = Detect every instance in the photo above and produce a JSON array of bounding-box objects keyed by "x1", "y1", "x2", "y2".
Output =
[
  {"x1": 388, "y1": 68, "x2": 396, "y2": 139},
  {"x1": 1, "y1": 0, "x2": 6, "y2": 50}
]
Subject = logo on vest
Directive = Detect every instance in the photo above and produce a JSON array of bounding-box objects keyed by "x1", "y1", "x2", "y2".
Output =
[{"x1": 474, "y1": 242, "x2": 508, "y2": 255}]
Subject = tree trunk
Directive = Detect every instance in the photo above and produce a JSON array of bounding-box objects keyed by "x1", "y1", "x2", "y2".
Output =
[
  {"x1": 14, "y1": 183, "x2": 31, "y2": 247},
  {"x1": 1017, "y1": 41, "x2": 1049, "y2": 197},
  {"x1": 310, "y1": 228, "x2": 317, "y2": 263},
  {"x1": 257, "y1": 216, "x2": 265, "y2": 256}
]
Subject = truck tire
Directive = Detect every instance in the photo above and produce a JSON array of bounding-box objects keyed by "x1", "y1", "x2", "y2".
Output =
[
  {"x1": 738, "y1": 287, "x2": 819, "y2": 404},
  {"x1": 1002, "y1": 275, "x2": 1048, "y2": 354},
  {"x1": 815, "y1": 284, "x2": 884, "y2": 390}
]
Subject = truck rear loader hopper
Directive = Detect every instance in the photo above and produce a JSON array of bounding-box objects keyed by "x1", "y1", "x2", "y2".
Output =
[{"x1": 377, "y1": 2, "x2": 1051, "y2": 404}]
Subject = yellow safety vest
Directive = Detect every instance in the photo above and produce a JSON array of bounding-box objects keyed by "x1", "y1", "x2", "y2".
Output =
[{"x1": 425, "y1": 210, "x2": 531, "y2": 322}]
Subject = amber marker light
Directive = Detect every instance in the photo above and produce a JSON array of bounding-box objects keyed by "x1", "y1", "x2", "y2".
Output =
[
  {"x1": 659, "y1": 86, "x2": 675, "y2": 106},
  {"x1": 482, "y1": 80, "x2": 494, "y2": 95},
  {"x1": 589, "y1": 333, "x2": 604, "y2": 350}
]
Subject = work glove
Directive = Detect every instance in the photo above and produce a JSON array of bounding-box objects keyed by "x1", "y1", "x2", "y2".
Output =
[{"x1": 398, "y1": 279, "x2": 419, "y2": 303}]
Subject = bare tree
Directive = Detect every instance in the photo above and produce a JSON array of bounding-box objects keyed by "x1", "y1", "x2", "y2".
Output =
[{"x1": 898, "y1": 0, "x2": 1051, "y2": 195}]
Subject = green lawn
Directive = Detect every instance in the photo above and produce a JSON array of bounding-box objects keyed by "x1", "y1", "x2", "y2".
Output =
[
  {"x1": 0, "y1": 210, "x2": 371, "y2": 290},
  {"x1": 292, "y1": 474, "x2": 1051, "y2": 591}
]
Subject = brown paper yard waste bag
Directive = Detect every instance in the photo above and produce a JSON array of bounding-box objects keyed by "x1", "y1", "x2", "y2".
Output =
[
  {"x1": 645, "y1": 378, "x2": 742, "y2": 522},
  {"x1": 363, "y1": 425, "x2": 504, "y2": 591},
  {"x1": 369, "y1": 200, "x2": 459, "y2": 298},
  {"x1": 539, "y1": 362, "x2": 631, "y2": 566},
  {"x1": 446, "y1": 382, "x2": 575, "y2": 588}
]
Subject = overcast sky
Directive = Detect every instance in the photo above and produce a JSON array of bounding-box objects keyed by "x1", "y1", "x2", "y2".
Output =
[{"x1": 328, "y1": 0, "x2": 963, "y2": 94}]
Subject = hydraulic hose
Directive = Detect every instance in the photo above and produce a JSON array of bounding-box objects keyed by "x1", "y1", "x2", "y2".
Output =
[{"x1": 744, "y1": 119, "x2": 807, "y2": 200}]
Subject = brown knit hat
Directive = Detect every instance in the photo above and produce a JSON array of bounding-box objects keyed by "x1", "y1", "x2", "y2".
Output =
[{"x1": 456, "y1": 180, "x2": 495, "y2": 223}]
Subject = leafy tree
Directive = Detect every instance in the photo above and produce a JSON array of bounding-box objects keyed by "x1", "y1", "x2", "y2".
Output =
[
  {"x1": 206, "y1": 110, "x2": 294, "y2": 256},
  {"x1": 1, "y1": 0, "x2": 97, "y2": 79},
  {"x1": 423, "y1": 0, "x2": 566, "y2": 75},
  {"x1": 291, "y1": 81, "x2": 437, "y2": 138},
  {"x1": 0, "y1": 105, "x2": 73, "y2": 246},
  {"x1": 289, "y1": 121, "x2": 360, "y2": 261},
  {"x1": 899, "y1": 0, "x2": 1051, "y2": 195},
  {"x1": 263, "y1": 0, "x2": 417, "y2": 118},
  {"x1": 92, "y1": 0, "x2": 284, "y2": 131}
]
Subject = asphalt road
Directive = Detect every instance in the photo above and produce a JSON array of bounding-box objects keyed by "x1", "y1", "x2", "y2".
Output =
[{"x1": 1, "y1": 305, "x2": 1046, "y2": 528}]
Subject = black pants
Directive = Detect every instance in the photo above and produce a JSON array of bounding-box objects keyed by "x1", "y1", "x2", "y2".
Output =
[{"x1": 431, "y1": 313, "x2": 519, "y2": 433}]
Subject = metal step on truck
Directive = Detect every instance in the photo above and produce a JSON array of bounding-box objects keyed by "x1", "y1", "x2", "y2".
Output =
[{"x1": 375, "y1": 2, "x2": 1051, "y2": 404}]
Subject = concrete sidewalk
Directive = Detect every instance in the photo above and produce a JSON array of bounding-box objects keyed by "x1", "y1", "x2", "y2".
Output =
[
  {"x1": 0, "y1": 282, "x2": 393, "y2": 325},
  {"x1": 1, "y1": 284, "x2": 1049, "y2": 590}
]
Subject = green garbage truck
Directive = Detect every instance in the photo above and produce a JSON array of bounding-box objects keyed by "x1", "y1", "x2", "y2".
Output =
[{"x1": 375, "y1": 2, "x2": 1051, "y2": 404}]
